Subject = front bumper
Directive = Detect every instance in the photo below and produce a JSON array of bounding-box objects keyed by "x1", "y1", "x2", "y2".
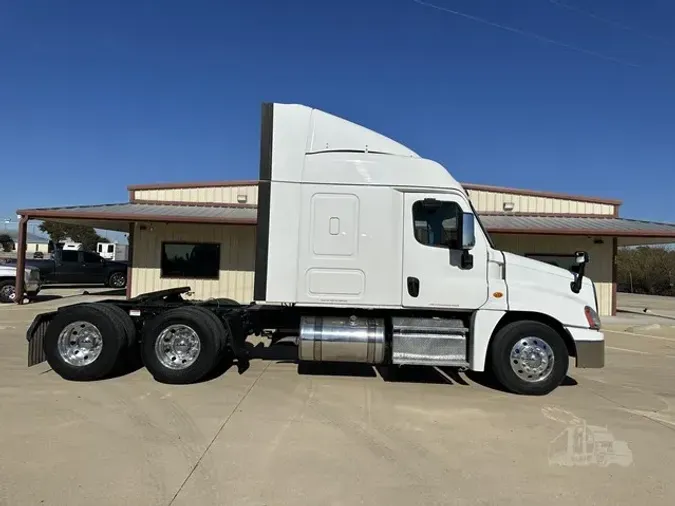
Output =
[
  {"x1": 25, "y1": 269, "x2": 41, "y2": 294},
  {"x1": 25, "y1": 280, "x2": 41, "y2": 293},
  {"x1": 565, "y1": 326, "x2": 605, "y2": 368}
]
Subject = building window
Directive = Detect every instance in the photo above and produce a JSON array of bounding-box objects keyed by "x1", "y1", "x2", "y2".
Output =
[
  {"x1": 161, "y1": 242, "x2": 220, "y2": 279},
  {"x1": 412, "y1": 200, "x2": 461, "y2": 248},
  {"x1": 525, "y1": 254, "x2": 582, "y2": 273}
]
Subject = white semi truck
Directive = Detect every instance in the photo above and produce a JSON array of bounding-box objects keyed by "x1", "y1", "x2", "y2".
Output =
[{"x1": 26, "y1": 103, "x2": 604, "y2": 395}]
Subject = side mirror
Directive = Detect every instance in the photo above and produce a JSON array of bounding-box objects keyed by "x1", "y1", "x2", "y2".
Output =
[
  {"x1": 461, "y1": 213, "x2": 476, "y2": 250},
  {"x1": 571, "y1": 251, "x2": 590, "y2": 293}
]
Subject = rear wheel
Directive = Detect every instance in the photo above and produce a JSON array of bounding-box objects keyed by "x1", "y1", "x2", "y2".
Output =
[
  {"x1": 489, "y1": 321, "x2": 569, "y2": 395},
  {"x1": 95, "y1": 303, "x2": 137, "y2": 347},
  {"x1": 44, "y1": 304, "x2": 125, "y2": 381},
  {"x1": 107, "y1": 271, "x2": 127, "y2": 289},
  {"x1": 141, "y1": 307, "x2": 226, "y2": 384}
]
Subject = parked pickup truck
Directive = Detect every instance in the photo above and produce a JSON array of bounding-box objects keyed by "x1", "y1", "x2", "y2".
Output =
[
  {"x1": 7, "y1": 250, "x2": 128, "y2": 289},
  {"x1": 0, "y1": 263, "x2": 41, "y2": 303}
]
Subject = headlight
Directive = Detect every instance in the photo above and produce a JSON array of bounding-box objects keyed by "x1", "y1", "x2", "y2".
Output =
[{"x1": 585, "y1": 306, "x2": 601, "y2": 330}]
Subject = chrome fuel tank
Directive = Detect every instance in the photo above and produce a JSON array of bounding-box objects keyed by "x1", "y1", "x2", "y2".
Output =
[{"x1": 298, "y1": 315, "x2": 386, "y2": 364}]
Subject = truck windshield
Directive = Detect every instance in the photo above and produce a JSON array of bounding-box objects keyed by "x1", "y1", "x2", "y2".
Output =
[{"x1": 469, "y1": 200, "x2": 495, "y2": 249}]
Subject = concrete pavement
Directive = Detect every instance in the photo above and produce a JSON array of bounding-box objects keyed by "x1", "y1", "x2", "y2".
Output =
[{"x1": 1, "y1": 295, "x2": 674, "y2": 505}]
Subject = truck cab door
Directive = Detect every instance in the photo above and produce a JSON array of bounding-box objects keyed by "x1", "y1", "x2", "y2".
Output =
[
  {"x1": 54, "y1": 250, "x2": 82, "y2": 283},
  {"x1": 402, "y1": 192, "x2": 489, "y2": 310},
  {"x1": 80, "y1": 252, "x2": 107, "y2": 283}
]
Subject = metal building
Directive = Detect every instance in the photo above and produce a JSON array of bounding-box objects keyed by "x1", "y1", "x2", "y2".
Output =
[{"x1": 14, "y1": 180, "x2": 675, "y2": 315}]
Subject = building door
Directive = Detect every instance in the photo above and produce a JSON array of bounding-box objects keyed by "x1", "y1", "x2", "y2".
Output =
[{"x1": 402, "y1": 192, "x2": 489, "y2": 309}]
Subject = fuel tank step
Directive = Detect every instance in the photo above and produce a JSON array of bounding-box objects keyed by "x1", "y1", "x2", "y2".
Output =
[{"x1": 391, "y1": 317, "x2": 468, "y2": 367}]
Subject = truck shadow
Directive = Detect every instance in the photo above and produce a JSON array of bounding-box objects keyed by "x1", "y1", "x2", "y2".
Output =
[
  {"x1": 81, "y1": 288, "x2": 126, "y2": 296},
  {"x1": 236, "y1": 342, "x2": 505, "y2": 388},
  {"x1": 111, "y1": 342, "x2": 579, "y2": 392},
  {"x1": 27, "y1": 294, "x2": 63, "y2": 303},
  {"x1": 43, "y1": 284, "x2": 108, "y2": 289},
  {"x1": 463, "y1": 370, "x2": 578, "y2": 392}
]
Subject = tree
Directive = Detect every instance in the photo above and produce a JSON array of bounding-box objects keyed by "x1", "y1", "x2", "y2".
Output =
[
  {"x1": 616, "y1": 246, "x2": 675, "y2": 296},
  {"x1": 38, "y1": 221, "x2": 109, "y2": 252},
  {"x1": 0, "y1": 233, "x2": 14, "y2": 252},
  {"x1": 37, "y1": 221, "x2": 68, "y2": 244}
]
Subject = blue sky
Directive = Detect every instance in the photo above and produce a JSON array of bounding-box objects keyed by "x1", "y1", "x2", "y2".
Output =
[{"x1": 1, "y1": 0, "x2": 674, "y2": 237}]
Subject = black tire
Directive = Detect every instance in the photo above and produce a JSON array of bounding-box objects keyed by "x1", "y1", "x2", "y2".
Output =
[
  {"x1": 107, "y1": 271, "x2": 127, "y2": 289},
  {"x1": 94, "y1": 303, "x2": 137, "y2": 347},
  {"x1": 0, "y1": 279, "x2": 16, "y2": 303},
  {"x1": 44, "y1": 304, "x2": 125, "y2": 381},
  {"x1": 489, "y1": 321, "x2": 569, "y2": 396},
  {"x1": 141, "y1": 306, "x2": 227, "y2": 384}
]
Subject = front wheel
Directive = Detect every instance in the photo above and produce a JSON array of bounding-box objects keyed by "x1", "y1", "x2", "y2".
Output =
[
  {"x1": 0, "y1": 280, "x2": 17, "y2": 303},
  {"x1": 489, "y1": 321, "x2": 569, "y2": 396},
  {"x1": 107, "y1": 271, "x2": 127, "y2": 288}
]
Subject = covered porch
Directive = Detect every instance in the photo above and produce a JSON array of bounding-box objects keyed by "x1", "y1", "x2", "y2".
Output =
[
  {"x1": 481, "y1": 214, "x2": 675, "y2": 315},
  {"x1": 13, "y1": 202, "x2": 256, "y2": 304},
  {"x1": 13, "y1": 202, "x2": 675, "y2": 316}
]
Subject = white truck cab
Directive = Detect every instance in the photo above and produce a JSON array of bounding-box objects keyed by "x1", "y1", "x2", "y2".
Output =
[
  {"x1": 253, "y1": 103, "x2": 603, "y2": 394},
  {"x1": 27, "y1": 102, "x2": 603, "y2": 395}
]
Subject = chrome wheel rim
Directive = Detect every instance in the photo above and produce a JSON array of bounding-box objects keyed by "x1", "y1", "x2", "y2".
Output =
[
  {"x1": 110, "y1": 273, "x2": 125, "y2": 288},
  {"x1": 154, "y1": 324, "x2": 201, "y2": 370},
  {"x1": 509, "y1": 337, "x2": 555, "y2": 383},
  {"x1": 58, "y1": 321, "x2": 103, "y2": 366},
  {"x1": 1, "y1": 284, "x2": 16, "y2": 302}
]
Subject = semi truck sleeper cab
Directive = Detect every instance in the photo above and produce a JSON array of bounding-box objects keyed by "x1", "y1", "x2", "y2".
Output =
[{"x1": 25, "y1": 102, "x2": 604, "y2": 395}]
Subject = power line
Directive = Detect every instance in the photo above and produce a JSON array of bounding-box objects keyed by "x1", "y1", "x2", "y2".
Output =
[
  {"x1": 412, "y1": 0, "x2": 639, "y2": 67},
  {"x1": 549, "y1": 0, "x2": 671, "y2": 45}
]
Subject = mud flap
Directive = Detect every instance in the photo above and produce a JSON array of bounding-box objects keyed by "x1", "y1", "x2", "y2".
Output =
[
  {"x1": 222, "y1": 311, "x2": 251, "y2": 373},
  {"x1": 27, "y1": 312, "x2": 56, "y2": 366}
]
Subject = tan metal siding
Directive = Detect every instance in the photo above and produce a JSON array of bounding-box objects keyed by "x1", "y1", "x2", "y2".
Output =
[
  {"x1": 26, "y1": 242, "x2": 50, "y2": 253},
  {"x1": 490, "y1": 234, "x2": 614, "y2": 316},
  {"x1": 133, "y1": 185, "x2": 259, "y2": 205},
  {"x1": 130, "y1": 223, "x2": 255, "y2": 302},
  {"x1": 467, "y1": 189, "x2": 615, "y2": 216}
]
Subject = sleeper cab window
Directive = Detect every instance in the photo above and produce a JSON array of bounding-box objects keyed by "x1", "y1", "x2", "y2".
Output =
[
  {"x1": 161, "y1": 242, "x2": 220, "y2": 279},
  {"x1": 412, "y1": 200, "x2": 461, "y2": 248}
]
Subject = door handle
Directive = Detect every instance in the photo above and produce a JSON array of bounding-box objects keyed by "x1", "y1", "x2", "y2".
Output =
[{"x1": 407, "y1": 277, "x2": 420, "y2": 298}]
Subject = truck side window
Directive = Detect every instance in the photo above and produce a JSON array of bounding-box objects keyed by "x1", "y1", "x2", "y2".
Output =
[
  {"x1": 413, "y1": 200, "x2": 461, "y2": 248},
  {"x1": 83, "y1": 252, "x2": 101, "y2": 263},
  {"x1": 60, "y1": 250, "x2": 78, "y2": 262}
]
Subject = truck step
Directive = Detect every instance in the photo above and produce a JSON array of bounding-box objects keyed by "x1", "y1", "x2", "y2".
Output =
[{"x1": 391, "y1": 317, "x2": 468, "y2": 366}]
